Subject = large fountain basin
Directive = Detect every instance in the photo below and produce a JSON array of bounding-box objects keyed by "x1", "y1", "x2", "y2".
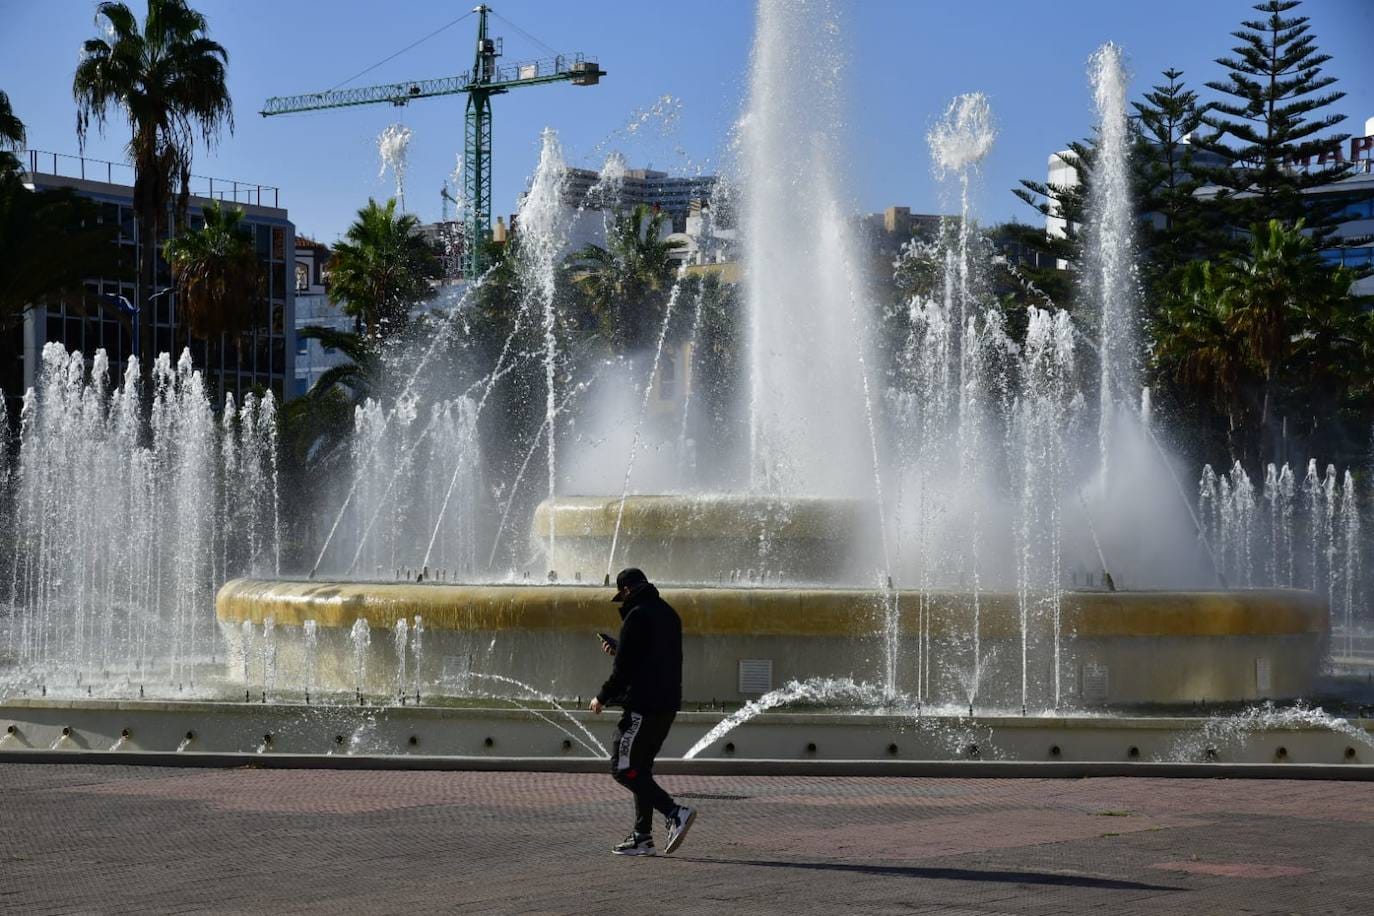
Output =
[{"x1": 216, "y1": 579, "x2": 1328, "y2": 707}]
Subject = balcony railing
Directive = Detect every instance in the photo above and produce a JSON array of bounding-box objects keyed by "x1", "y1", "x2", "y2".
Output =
[{"x1": 25, "y1": 149, "x2": 281, "y2": 209}]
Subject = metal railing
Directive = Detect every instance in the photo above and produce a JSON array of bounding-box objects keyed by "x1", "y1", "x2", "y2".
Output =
[{"x1": 25, "y1": 149, "x2": 281, "y2": 209}]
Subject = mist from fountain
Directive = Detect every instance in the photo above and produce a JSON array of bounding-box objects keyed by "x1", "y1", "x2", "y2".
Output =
[{"x1": 606, "y1": 264, "x2": 690, "y2": 576}]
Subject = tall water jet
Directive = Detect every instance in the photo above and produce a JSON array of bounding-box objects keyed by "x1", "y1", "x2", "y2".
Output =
[
  {"x1": 1014, "y1": 308, "x2": 1076, "y2": 710},
  {"x1": 392, "y1": 617, "x2": 409, "y2": 698},
  {"x1": 519, "y1": 129, "x2": 570, "y2": 565},
  {"x1": 921, "y1": 91, "x2": 1000, "y2": 707},
  {"x1": 1084, "y1": 43, "x2": 1137, "y2": 490},
  {"x1": 741, "y1": 0, "x2": 872, "y2": 496},
  {"x1": 928, "y1": 91, "x2": 995, "y2": 386}
]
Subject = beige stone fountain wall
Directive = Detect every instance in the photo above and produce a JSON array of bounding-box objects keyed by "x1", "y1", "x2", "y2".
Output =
[{"x1": 217, "y1": 578, "x2": 1328, "y2": 707}]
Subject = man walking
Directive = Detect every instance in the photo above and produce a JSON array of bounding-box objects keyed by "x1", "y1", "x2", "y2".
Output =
[{"x1": 589, "y1": 567, "x2": 697, "y2": 856}]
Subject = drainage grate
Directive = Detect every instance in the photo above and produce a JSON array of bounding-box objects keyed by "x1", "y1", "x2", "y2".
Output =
[
  {"x1": 738, "y1": 659, "x2": 773, "y2": 695},
  {"x1": 676, "y1": 792, "x2": 751, "y2": 801},
  {"x1": 1081, "y1": 662, "x2": 1109, "y2": 702}
]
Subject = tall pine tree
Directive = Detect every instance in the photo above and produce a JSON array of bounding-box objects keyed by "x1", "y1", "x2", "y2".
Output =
[
  {"x1": 1007, "y1": 139, "x2": 1096, "y2": 309},
  {"x1": 1193, "y1": 0, "x2": 1350, "y2": 238},
  {"x1": 1133, "y1": 68, "x2": 1212, "y2": 291}
]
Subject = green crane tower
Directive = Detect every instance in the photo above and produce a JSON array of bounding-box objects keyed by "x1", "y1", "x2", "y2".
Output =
[{"x1": 262, "y1": 5, "x2": 604, "y2": 278}]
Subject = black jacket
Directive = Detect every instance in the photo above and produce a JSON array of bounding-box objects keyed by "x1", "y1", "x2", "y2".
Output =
[{"x1": 595, "y1": 584, "x2": 682, "y2": 713}]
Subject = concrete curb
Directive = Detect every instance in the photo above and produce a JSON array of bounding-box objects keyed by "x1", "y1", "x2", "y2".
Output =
[{"x1": 3, "y1": 749, "x2": 1374, "y2": 780}]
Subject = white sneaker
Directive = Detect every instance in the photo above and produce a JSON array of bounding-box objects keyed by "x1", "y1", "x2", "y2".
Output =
[
  {"x1": 612, "y1": 833, "x2": 657, "y2": 856},
  {"x1": 662, "y1": 805, "x2": 696, "y2": 854}
]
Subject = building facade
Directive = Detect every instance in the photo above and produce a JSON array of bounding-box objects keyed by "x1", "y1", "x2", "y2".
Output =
[
  {"x1": 559, "y1": 166, "x2": 717, "y2": 233},
  {"x1": 293, "y1": 237, "x2": 353, "y2": 397},
  {"x1": 1043, "y1": 116, "x2": 1374, "y2": 292},
  {"x1": 19, "y1": 150, "x2": 295, "y2": 405}
]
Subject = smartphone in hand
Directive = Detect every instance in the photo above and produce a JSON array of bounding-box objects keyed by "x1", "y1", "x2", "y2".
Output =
[{"x1": 597, "y1": 632, "x2": 619, "y2": 654}]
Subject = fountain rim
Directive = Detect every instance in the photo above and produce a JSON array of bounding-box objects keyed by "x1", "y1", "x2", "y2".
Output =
[
  {"x1": 216, "y1": 577, "x2": 1329, "y2": 639},
  {"x1": 531, "y1": 493, "x2": 879, "y2": 539},
  {"x1": 2, "y1": 696, "x2": 1368, "y2": 733}
]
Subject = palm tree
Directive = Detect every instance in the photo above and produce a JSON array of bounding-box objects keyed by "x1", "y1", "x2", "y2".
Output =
[
  {"x1": 294, "y1": 326, "x2": 381, "y2": 405},
  {"x1": 0, "y1": 89, "x2": 25, "y2": 175},
  {"x1": 280, "y1": 325, "x2": 381, "y2": 469},
  {"x1": 162, "y1": 201, "x2": 258, "y2": 345},
  {"x1": 0, "y1": 90, "x2": 21, "y2": 148},
  {"x1": 569, "y1": 203, "x2": 685, "y2": 352},
  {"x1": 328, "y1": 198, "x2": 440, "y2": 338},
  {"x1": 1153, "y1": 219, "x2": 1367, "y2": 461},
  {"x1": 1152, "y1": 259, "x2": 1254, "y2": 444},
  {"x1": 1223, "y1": 220, "x2": 1332, "y2": 438},
  {"x1": 73, "y1": 0, "x2": 233, "y2": 362}
]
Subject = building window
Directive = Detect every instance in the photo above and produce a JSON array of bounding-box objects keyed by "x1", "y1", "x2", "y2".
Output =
[
  {"x1": 1344, "y1": 247, "x2": 1373, "y2": 269},
  {"x1": 296, "y1": 263, "x2": 310, "y2": 292}
]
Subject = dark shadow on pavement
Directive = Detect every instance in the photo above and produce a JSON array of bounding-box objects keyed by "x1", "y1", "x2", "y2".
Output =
[{"x1": 674, "y1": 857, "x2": 1181, "y2": 891}]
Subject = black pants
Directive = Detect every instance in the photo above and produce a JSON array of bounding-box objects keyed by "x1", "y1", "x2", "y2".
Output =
[{"x1": 610, "y1": 709, "x2": 678, "y2": 836}]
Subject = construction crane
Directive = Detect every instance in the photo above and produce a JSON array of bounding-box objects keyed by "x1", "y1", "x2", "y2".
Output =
[{"x1": 262, "y1": 5, "x2": 604, "y2": 278}]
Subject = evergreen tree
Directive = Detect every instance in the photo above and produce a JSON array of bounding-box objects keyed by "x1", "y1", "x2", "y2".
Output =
[
  {"x1": 1192, "y1": 0, "x2": 1350, "y2": 237},
  {"x1": 1132, "y1": 68, "x2": 1213, "y2": 299},
  {"x1": 1008, "y1": 140, "x2": 1095, "y2": 308}
]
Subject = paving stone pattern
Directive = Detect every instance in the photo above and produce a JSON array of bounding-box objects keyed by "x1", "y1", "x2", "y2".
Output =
[{"x1": 1, "y1": 764, "x2": 1371, "y2": 914}]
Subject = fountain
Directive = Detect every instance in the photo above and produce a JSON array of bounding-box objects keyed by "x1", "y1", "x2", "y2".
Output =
[
  {"x1": 213, "y1": 5, "x2": 1332, "y2": 721},
  {"x1": 0, "y1": 0, "x2": 1365, "y2": 766}
]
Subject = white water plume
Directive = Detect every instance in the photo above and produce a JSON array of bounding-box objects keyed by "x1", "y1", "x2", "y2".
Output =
[
  {"x1": 377, "y1": 123, "x2": 413, "y2": 210},
  {"x1": 1084, "y1": 43, "x2": 1137, "y2": 489},
  {"x1": 928, "y1": 92, "x2": 995, "y2": 177},
  {"x1": 518, "y1": 128, "x2": 571, "y2": 565},
  {"x1": 1162, "y1": 702, "x2": 1374, "y2": 762},
  {"x1": 684, "y1": 677, "x2": 903, "y2": 759},
  {"x1": 742, "y1": 0, "x2": 873, "y2": 496},
  {"x1": 1201, "y1": 457, "x2": 1367, "y2": 650},
  {"x1": 465, "y1": 671, "x2": 607, "y2": 756},
  {"x1": 1, "y1": 344, "x2": 277, "y2": 690}
]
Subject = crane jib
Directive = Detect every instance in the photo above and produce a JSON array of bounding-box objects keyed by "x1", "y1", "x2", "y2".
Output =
[
  {"x1": 259, "y1": 5, "x2": 604, "y2": 278},
  {"x1": 260, "y1": 57, "x2": 603, "y2": 117}
]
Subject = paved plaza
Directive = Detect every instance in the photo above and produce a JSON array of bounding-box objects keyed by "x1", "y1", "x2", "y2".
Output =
[{"x1": 1, "y1": 763, "x2": 1371, "y2": 914}]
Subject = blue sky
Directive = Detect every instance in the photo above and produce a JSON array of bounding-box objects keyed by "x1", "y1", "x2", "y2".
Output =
[{"x1": 3, "y1": 0, "x2": 1371, "y2": 243}]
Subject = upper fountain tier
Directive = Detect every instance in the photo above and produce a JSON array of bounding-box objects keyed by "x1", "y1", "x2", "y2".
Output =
[{"x1": 532, "y1": 495, "x2": 881, "y2": 585}]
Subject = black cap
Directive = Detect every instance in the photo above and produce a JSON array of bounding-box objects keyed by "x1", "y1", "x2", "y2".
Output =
[{"x1": 611, "y1": 567, "x2": 648, "y2": 602}]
